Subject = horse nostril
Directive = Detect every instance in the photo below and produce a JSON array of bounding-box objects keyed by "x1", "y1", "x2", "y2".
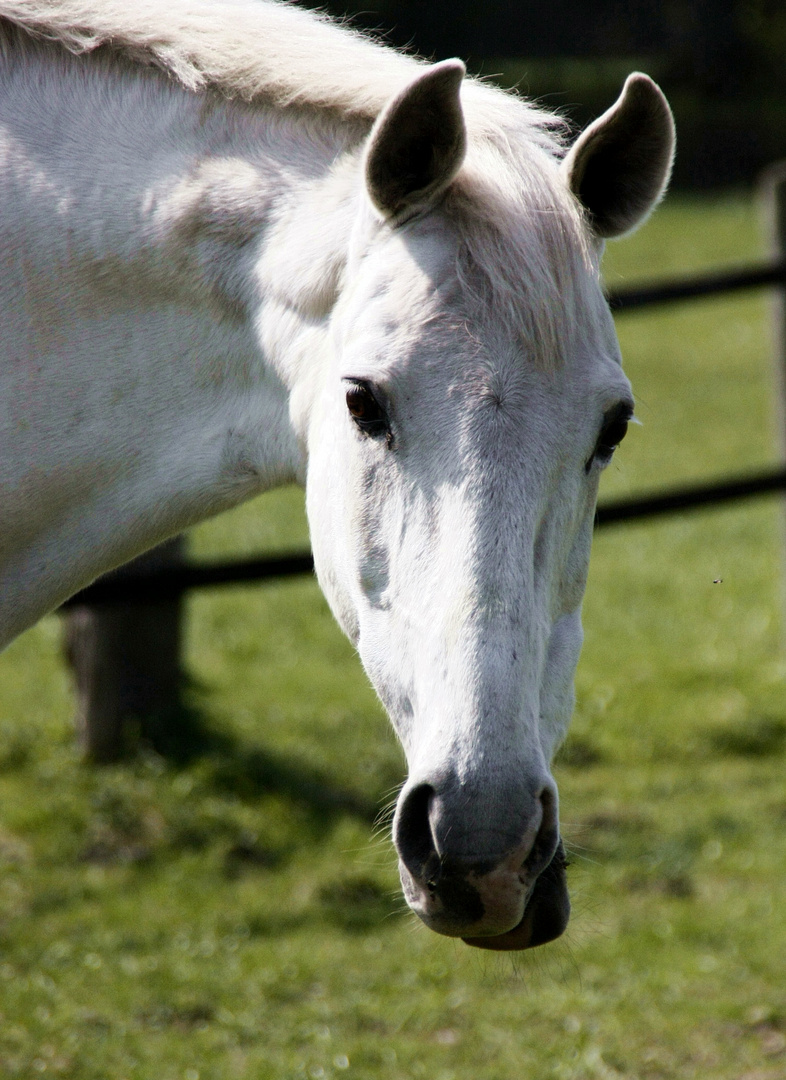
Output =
[
  {"x1": 524, "y1": 784, "x2": 560, "y2": 879},
  {"x1": 540, "y1": 784, "x2": 559, "y2": 836},
  {"x1": 394, "y1": 783, "x2": 437, "y2": 880}
]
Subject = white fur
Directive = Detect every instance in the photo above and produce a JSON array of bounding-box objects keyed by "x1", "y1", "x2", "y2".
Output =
[{"x1": 0, "y1": 0, "x2": 669, "y2": 944}]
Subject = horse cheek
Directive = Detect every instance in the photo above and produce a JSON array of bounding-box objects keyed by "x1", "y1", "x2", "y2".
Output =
[{"x1": 305, "y1": 425, "x2": 362, "y2": 645}]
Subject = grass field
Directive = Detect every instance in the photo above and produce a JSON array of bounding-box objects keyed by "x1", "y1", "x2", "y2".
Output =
[{"x1": 1, "y1": 191, "x2": 785, "y2": 1080}]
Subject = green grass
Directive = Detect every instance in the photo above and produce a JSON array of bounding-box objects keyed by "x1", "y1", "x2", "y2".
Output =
[{"x1": 2, "y1": 191, "x2": 786, "y2": 1079}]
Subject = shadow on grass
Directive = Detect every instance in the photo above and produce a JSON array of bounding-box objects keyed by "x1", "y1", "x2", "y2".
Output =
[
  {"x1": 705, "y1": 716, "x2": 786, "y2": 758},
  {"x1": 226, "y1": 878, "x2": 404, "y2": 939},
  {"x1": 553, "y1": 733, "x2": 605, "y2": 768},
  {"x1": 133, "y1": 687, "x2": 380, "y2": 826},
  {"x1": 317, "y1": 875, "x2": 402, "y2": 933},
  {"x1": 207, "y1": 746, "x2": 379, "y2": 822}
]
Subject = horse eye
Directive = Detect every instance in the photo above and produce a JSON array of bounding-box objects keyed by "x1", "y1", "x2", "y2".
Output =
[
  {"x1": 599, "y1": 415, "x2": 629, "y2": 453},
  {"x1": 586, "y1": 404, "x2": 632, "y2": 471},
  {"x1": 345, "y1": 382, "x2": 389, "y2": 438}
]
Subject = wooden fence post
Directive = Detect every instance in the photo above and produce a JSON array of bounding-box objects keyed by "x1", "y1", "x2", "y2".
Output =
[
  {"x1": 760, "y1": 162, "x2": 786, "y2": 636},
  {"x1": 761, "y1": 164, "x2": 786, "y2": 447},
  {"x1": 63, "y1": 536, "x2": 185, "y2": 762}
]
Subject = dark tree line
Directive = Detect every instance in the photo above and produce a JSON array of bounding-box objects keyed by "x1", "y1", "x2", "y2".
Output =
[{"x1": 305, "y1": 0, "x2": 786, "y2": 187}]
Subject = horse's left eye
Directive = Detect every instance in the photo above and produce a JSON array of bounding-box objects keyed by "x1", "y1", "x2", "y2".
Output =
[
  {"x1": 345, "y1": 382, "x2": 389, "y2": 438},
  {"x1": 586, "y1": 404, "x2": 633, "y2": 471}
]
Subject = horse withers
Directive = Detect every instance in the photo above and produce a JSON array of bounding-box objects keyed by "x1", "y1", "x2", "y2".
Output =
[{"x1": 0, "y1": 0, "x2": 674, "y2": 949}]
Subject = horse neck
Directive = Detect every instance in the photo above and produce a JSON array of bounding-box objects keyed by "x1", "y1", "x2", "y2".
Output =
[
  {"x1": 1, "y1": 36, "x2": 361, "y2": 318},
  {"x1": 0, "y1": 42, "x2": 361, "y2": 640}
]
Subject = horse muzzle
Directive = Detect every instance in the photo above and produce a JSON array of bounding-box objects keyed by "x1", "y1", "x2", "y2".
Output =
[
  {"x1": 461, "y1": 840, "x2": 570, "y2": 950},
  {"x1": 393, "y1": 780, "x2": 570, "y2": 950}
]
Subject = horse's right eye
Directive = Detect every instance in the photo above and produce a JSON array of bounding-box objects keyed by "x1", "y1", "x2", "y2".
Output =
[{"x1": 345, "y1": 382, "x2": 389, "y2": 438}]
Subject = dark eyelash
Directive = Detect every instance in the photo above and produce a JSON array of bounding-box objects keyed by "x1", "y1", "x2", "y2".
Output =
[
  {"x1": 586, "y1": 403, "x2": 633, "y2": 472},
  {"x1": 345, "y1": 381, "x2": 391, "y2": 441}
]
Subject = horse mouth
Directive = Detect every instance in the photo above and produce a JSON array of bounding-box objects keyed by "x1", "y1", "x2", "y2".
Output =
[{"x1": 461, "y1": 840, "x2": 570, "y2": 951}]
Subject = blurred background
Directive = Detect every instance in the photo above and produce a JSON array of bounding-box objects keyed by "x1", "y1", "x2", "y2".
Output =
[
  {"x1": 2, "y1": 3, "x2": 785, "y2": 1079},
  {"x1": 307, "y1": 0, "x2": 786, "y2": 189}
]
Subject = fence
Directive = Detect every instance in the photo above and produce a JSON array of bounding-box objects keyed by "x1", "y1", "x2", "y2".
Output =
[{"x1": 62, "y1": 167, "x2": 786, "y2": 760}]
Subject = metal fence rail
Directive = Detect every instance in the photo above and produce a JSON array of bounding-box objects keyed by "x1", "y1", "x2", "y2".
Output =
[
  {"x1": 595, "y1": 466, "x2": 786, "y2": 527},
  {"x1": 607, "y1": 258, "x2": 786, "y2": 311}
]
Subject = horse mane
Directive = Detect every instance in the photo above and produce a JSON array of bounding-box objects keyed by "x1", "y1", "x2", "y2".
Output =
[
  {"x1": 0, "y1": 0, "x2": 548, "y2": 126},
  {"x1": 0, "y1": 0, "x2": 599, "y2": 360}
]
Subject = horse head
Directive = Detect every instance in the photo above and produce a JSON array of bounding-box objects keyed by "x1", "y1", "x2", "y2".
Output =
[{"x1": 303, "y1": 63, "x2": 674, "y2": 949}]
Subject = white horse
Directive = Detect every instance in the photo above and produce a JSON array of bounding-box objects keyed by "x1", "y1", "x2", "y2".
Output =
[{"x1": 0, "y1": 0, "x2": 674, "y2": 949}]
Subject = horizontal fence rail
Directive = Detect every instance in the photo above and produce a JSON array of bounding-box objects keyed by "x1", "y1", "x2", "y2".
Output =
[
  {"x1": 62, "y1": 466, "x2": 786, "y2": 608},
  {"x1": 61, "y1": 553, "x2": 316, "y2": 607},
  {"x1": 594, "y1": 466, "x2": 786, "y2": 526},
  {"x1": 60, "y1": 259, "x2": 786, "y2": 610},
  {"x1": 607, "y1": 258, "x2": 786, "y2": 311}
]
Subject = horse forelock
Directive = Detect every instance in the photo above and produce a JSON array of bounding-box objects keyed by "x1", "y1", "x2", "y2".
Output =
[{"x1": 447, "y1": 141, "x2": 600, "y2": 370}]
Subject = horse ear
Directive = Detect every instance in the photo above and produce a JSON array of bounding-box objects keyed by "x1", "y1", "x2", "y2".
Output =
[
  {"x1": 365, "y1": 59, "x2": 467, "y2": 222},
  {"x1": 562, "y1": 73, "x2": 675, "y2": 239}
]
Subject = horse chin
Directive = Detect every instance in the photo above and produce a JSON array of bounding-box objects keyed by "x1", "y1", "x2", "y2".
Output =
[{"x1": 461, "y1": 841, "x2": 570, "y2": 952}]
